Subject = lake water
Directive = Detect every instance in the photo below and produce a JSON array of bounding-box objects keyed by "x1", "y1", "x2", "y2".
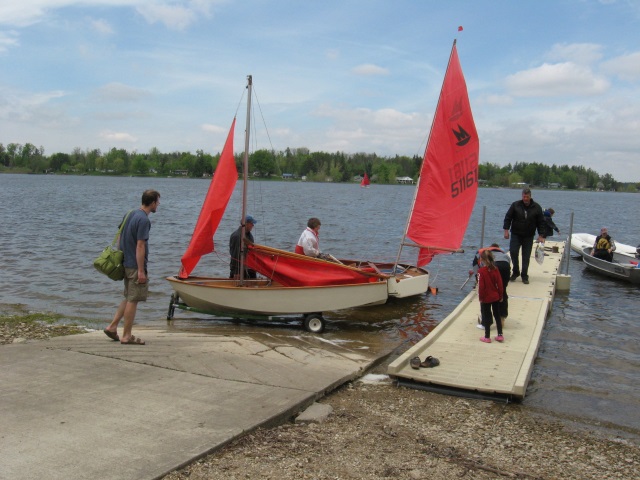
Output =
[{"x1": 1, "y1": 174, "x2": 638, "y2": 443}]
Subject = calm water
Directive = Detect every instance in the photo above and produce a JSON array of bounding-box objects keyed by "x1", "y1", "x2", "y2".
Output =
[{"x1": 1, "y1": 174, "x2": 638, "y2": 442}]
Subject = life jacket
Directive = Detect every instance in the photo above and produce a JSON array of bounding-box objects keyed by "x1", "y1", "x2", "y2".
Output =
[{"x1": 596, "y1": 236, "x2": 611, "y2": 250}]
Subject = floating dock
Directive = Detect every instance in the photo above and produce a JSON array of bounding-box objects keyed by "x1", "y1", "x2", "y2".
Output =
[{"x1": 388, "y1": 240, "x2": 566, "y2": 401}]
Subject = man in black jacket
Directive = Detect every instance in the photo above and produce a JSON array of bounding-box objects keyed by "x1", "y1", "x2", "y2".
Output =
[{"x1": 503, "y1": 188, "x2": 545, "y2": 284}]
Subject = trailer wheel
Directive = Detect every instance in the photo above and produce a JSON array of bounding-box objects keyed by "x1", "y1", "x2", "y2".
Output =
[
  {"x1": 167, "y1": 294, "x2": 176, "y2": 320},
  {"x1": 303, "y1": 314, "x2": 325, "y2": 333}
]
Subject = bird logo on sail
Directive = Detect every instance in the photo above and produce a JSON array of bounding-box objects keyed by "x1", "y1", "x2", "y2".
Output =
[{"x1": 452, "y1": 124, "x2": 471, "y2": 146}]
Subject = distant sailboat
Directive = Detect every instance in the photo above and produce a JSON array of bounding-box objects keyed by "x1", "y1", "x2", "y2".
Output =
[{"x1": 360, "y1": 172, "x2": 370, "y2": 188}]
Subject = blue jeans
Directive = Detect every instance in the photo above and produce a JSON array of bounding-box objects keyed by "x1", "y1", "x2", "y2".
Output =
[{"x1": 509, "y1": 233, "x2": 534, "y2": 279}]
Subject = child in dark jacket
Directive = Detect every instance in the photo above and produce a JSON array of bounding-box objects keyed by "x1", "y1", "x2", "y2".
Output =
[{"x1": 477, "y1": 250, "x2": 504, "y2": 343}]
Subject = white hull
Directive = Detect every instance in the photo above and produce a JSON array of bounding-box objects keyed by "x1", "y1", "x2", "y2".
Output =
[
  {"x1": 167, "y1": 276, "x2": 390, "y2": 315},
  {"x1": 570, "y1": 233, "x2": 636, "y2": 257},
  {"x1": 382, "y1": 264, "x2": 430, "y2": 298},
  {"x1": 167, "y1": 263, "x2": 429, "y2": 316}
]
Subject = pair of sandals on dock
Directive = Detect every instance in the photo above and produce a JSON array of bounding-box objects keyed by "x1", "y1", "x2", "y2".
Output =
[{"x1": 410, "y1": 355, "x2": 440, "y2": 369}]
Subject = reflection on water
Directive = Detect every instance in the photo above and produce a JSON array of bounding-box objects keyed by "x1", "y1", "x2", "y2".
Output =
[{"x1": 0, "y1": 174, "x2": 638, "y2": 443}]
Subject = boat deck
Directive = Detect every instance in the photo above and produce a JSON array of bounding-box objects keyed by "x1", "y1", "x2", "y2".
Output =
[{"x1": 387, "y1": 240, "x2": 566, "y2": 401}]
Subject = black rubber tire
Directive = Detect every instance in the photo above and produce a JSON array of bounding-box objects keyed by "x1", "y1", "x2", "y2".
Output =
[{"x1": 303, "y1": 313, "x2": 325, "y2": 333}]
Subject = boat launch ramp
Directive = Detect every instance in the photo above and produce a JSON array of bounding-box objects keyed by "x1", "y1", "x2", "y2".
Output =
[{"x1": 388, "y1": 240, "x2": 567, "y2": 401}]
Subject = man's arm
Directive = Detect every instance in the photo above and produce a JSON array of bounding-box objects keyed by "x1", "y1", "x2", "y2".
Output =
[
  {"x1": 503, "y1": 203, "x2": 514, "y2": 239},
  {"x1": 136, "y1": 240, "x2": 147, "y2": 283}
]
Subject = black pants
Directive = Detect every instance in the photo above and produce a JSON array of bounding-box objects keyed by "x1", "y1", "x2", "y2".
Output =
[
  {"x1": 509, "y1": 233, "x2": 534, "y2": 279},
  {"x1": 496, "y1": 261, "x2": 510, "y2": 318},
  {"x1": 481, "y1": 301, "x2": 503, "y2": 338}
]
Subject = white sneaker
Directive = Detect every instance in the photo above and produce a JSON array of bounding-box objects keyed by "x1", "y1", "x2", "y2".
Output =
[{"x1": 476, "y1": 323, "x2": 485, "y2": 330}]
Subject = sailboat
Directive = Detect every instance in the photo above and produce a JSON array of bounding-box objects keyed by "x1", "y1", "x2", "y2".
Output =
[
  {"x1": 167, "y1": 42, "x2": 478, "y2": 333},
  {"x1": 360, "y1": 172, "x2": 370, "y2": 188}
]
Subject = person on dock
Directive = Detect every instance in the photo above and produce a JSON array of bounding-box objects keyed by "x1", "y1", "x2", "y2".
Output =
[
  {"x1": 541, "y1": 208, "x2": 560, "y2": 239},
  {"x1": 477, "y1": 250, "x2": 504, "y2": 344},
  {"x1": 229, "y1": 215, "x2": 257, "y2": 279},
  {"x1": 104, "y1": 189, "x2": 160, "y2": 346},
  {"x1": 592, "y1": 227, "x2": 616, "y2": 262},
  {"x1": 296, "y1": 217, "x2": 323, "y2": 258},
  {"x1": 470, "y1": 243, "x2": 511, "y2": 325},
  {"x1": 503, "y1": 187, "x2": 546, "y2": 285}
]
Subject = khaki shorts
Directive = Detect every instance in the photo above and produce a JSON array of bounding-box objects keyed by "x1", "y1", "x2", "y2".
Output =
[{"x1": 123, "y1": 268, "x2": 149, "y2": 302}]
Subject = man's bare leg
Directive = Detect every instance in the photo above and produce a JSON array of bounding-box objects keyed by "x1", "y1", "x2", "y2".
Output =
[
  {"x1": 120, "y1": 301, "x2": 139, "y2": 343},
  {"x1": 106, "y1": 299, "x2": 126, "y2": 334}
]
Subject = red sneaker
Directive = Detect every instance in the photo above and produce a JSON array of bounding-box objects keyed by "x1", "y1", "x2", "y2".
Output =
[
  {"x1": 480, "y1": 336, "x2": 491, "y2": 343},
  {"x1": 495, "y1": 335, "x2": 504, "y2": 342}
]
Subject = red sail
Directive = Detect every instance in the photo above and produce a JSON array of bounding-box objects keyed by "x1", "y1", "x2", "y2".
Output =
[
  {"x1": 406, "y1": 43, "x2": 479, "y2": 267},
  {"x1": 179, "y1": 119, "x2": 238, "y2": 278},
  {"x1": 245, "y1": 245, "x2": 385, "y2": 287},
  {"x1": 360, "y1": 172, "x2": 370, "y2": 187}
]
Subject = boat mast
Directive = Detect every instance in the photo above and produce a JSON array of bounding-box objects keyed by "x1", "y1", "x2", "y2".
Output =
[
  {"x1": 393, "y1": 40, "x2": 457, "y2": 271},
  {"x1": 239, "y1": 75, "x2": 252, "y2": 284}
]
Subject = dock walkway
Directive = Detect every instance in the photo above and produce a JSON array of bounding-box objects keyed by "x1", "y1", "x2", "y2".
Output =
[{"x1": 388, "y1": 240, "x2": 566, "y2": 400}]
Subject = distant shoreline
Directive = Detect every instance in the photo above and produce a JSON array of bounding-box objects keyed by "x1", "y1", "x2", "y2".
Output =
[{"x1": 1, "y1": 171, "x2": 636, "y2": 191}]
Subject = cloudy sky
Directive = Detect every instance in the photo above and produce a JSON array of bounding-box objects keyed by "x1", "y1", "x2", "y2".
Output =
[{"x1": 1, "y1": 0, "x2": 639, "y2": 181}]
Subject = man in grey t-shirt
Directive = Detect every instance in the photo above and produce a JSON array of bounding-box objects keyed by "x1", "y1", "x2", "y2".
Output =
[{"x1": 103, "y1": 189, "x2": 160, "y2": 345}]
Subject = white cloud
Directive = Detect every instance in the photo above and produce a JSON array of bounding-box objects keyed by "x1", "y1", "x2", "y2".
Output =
[
  {"x1": 90, "y1": 18, "x2": 113, "y2": 35},
  {"x1": 0, "y1": 30, "x2": 19, "y2": 52},
  {"x1": 600, "y1": 51, "x2": 640, "y2": 82},
  {"x1": 310, "y1": 104, "x2": 426, "y2": 154},
  {"x1": 0, "y1": 2, "x2": 47, "y2": 27},
  {"x1": 546, "y1": 43, "x2": 603, "y2": 65},
  {"x1": 325, "y1": 49, "x2": 340, "y2": 60},
  {"x1": 1, "y1": 1, "x2": 219, "y2": 30},
  {"x1": 201, "y1": 123, "x2": 227, "y2": 134},
  {"x1": 477, "y1": 94, "x2": 514, "y2": 107},
  {"x1": 136, "y1": 0, "x2": 216, "y2": 30},
  {"x1": 505, "y1": 62, "x2": 610, "y2": 97},
  {"x1": 100, "y1": 131, "x2": 138, "y2": 143},
  {"x1": 94, "y1": 83, "x2": 150, "y2": 102},
  {"x1": 0, "y1": 87, "x2": 67, "y2": 122},
  {"x1": 351, "y1": 64, "x2": 389, "y2": 76}
]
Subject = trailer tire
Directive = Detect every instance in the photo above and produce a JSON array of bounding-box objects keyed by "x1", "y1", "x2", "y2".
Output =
[{"x1": 303, "y1": 314, "x2": 325, "y2": 333}]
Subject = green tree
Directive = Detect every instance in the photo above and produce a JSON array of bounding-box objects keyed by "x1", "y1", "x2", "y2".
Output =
[
  {"x1": 561, "y1": 170, "x2": 578, "y2": 189},
  {"x1": 132, "y1": 154, "x2": 149, "y2": 175},
  {"x1": 249, "y1": 149, "x2": 276, "y2": 177},
  {"x1": 49, "y1": 153, "x2": 70, "y2": 172}
]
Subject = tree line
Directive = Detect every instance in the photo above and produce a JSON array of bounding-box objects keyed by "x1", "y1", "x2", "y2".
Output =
[{"x1": 1, "y1": 141, "x2": 637, "y2": 192}]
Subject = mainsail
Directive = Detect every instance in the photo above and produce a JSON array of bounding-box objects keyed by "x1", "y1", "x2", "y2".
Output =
[
  {"x1": 406, "y1": 41, "x2": 479, "y2": 267},
  {"x1": 179, "y1": 119, "x2": 238, "y2": 278}
]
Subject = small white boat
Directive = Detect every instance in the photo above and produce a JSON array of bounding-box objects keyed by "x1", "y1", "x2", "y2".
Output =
[
  {"x1": 581, "y1": 247, "x2": 640, "y2": 285},
  {"x1": 570, "y1": 233, "x2": 636, "y2": 257}
]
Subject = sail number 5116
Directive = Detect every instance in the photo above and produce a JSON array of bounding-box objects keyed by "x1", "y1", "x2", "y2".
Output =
[{"x1": 449, "y1": 154, "x2": 478, "y2": 198}]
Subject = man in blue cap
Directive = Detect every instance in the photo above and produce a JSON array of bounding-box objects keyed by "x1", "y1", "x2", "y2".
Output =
[{"x1": 229, "y1": 215, "x2": 257, "y2": 279}]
